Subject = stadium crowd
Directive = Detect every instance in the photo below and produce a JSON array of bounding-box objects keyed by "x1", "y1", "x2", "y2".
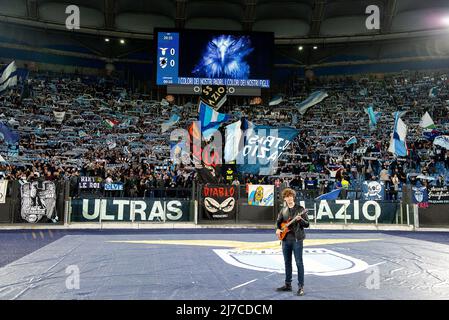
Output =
[{"x1": 0, "y1": 68, "x2": 448, "y2": 199}]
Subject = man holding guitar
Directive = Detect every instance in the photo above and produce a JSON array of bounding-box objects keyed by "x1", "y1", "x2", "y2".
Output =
[{"x1": 275, "y1": 188, "x2": 309, "y2": 296}]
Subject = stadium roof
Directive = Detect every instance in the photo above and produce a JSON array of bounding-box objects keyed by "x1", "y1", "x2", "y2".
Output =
[{"x1": 1, "y1": 0, "x2": 449, "y2": 43}]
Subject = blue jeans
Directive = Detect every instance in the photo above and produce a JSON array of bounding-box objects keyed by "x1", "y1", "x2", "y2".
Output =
[{"x1": 282, "y1": 239, "x2": 304, "y2": 287}]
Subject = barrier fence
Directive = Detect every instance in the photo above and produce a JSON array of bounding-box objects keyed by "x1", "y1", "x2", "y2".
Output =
[{"x1": 0, "y1": 180, "x2": 445, "y2": 229}]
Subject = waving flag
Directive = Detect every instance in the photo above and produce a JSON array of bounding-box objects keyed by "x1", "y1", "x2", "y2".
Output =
[
  {"x1": 429, "y1": 87, "x2": 438, "y2": 98},
  {"x1": 0, "y1": 122, "x2": 20, "y2": 144},
  {"x1": 161, "y1": 113, "x2": 180, "y2": 133},
  {"x1": 198, "y1": 100, "x2": 230, "y2": 140},
  {"x1": 388, "y1": 112, "x2": 408, "y2": 157},
  {"x1": 295, "y1": 91, "x2": 328, "y2": 115},
  {"x1": 423, "y1": 129, "x2": 441, "y2": 141},
  {"x1": 315, "y1": 189, "x2": 341, "y2": 201},
  {"x1": 224, "y1": 120, "x2": 242, "y2": 163},
  {"x1": 419, "y1": 112, "x2": 436, "y2": 130},
  {"x1": 364, "y1": 105, "x2": 381, "y2": 129},
  {"x1": 269, "y1": 94, "x2": 283, "y2": 106},
  {"x1": 345, "y1": 136, "x2": 358, "y2": 146},
  {"x1": 0, "y1": 61, "x2": 17, "y2": 95},
  {"x1": 237, "y1": 125, "x2": 299, "y2": 175},
  {"x1": 104, "y1": 119, "x2": 119, "y2": 129},
  {"x1": 433, "y1": 135, "x2": 449, "y2": 150}
]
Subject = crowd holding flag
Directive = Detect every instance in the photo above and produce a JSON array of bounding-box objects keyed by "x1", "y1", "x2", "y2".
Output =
[
  {"x1": 0, "y1": 122, "x2": 20, "y2": 144},
  {"x1": 429, "y1": 86, "x2": 438, "y2": 98},
  {"x1": 419, "y1": 111, "x2": 436, "y2": 130},
  {"x1": 0, "y1": 61, "x2": 17, "y2": 95},
  {"x1": 198, "y1": 100, "x2": 231, "y2": 140},
  {"x1": 268, "y1": 94, "x2": 283, "y2": 106},
  {"x1": 388, "y1": 111, "x2": 408, "y2": 157},
  {"x1": 104, "y1": 118, "x2": 119, "y2": 129},
  {"x1": 295, "y1": 91, "x2": 328, "y2": 115},
  {"x1": 364, "y1": 104, "x2": 381, "y2": 129},
  {"x1": 345, "y1": 136, "x2": 358, "y2": 146},
  {"x1": 161, "y1": 113, "x2": 181, "y2": 133},
  {"x1": 315, "y1": 189, "x2": 341, "y2": 201},
  {"x1": 433, "y1": 135, "x2": 449, "y2": 150}
]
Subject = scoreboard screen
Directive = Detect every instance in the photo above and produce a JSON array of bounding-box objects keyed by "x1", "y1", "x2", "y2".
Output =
[{"x1": 154, "y1": 28, "x2": 274, "y2": 88}]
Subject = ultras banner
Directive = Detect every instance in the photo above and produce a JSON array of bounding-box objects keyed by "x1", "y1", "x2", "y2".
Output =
[{"x1": 70, "y1": 198, "x2": 192, "y2": 222}]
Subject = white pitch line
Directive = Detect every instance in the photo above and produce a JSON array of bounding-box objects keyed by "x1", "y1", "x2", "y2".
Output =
[{"x1": 230, "y1": 279, "x2": 258, "y2": 291}]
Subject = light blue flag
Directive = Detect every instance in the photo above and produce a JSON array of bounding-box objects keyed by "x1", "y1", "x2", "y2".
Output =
[
  {"x1": 0, "y1": 61, "x2": 17, "y2": 95},
  {"x1": 269, "y1": 94, "x2": 283, "y2": 106},
  {"x1": 161, "y1": 113, "x2": 180, "y2": 133},
  {"x1": 365, "y1": 104, "x2": 381, "y2": 129},
  {"x1": 198, "y1": 100, "x2": 231, "y2": 140},
  {"x1": 429, "y1": 87, "x2": 438, "y2": 98},
  {"x1": 346, "y1": 136, "x2": 357, "y2": 145},
  {"x1": 315, "y1": 189, "x2": 341, "y2": 201},
  {"x1": 295, "y1": 91, "x2": 328, "y2": 115}
]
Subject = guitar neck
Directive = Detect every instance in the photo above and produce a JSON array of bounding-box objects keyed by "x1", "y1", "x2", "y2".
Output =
[{"x1": 284, "y1": 209, "x2": 307, "y2": 228}]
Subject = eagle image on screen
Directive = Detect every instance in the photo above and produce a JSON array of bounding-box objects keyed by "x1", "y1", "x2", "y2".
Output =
[{"x1": 192, "y1": 35, "x2": 254, "y2": 79}]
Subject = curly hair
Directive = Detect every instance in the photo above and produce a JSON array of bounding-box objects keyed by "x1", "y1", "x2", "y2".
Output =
[{"x1": 281, "y1": 188, "x2": 296, "y2": 199}]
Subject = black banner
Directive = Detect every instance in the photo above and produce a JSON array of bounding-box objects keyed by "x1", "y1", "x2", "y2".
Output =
[
  {"x1": 419, "y1": 204, "x2": 449, "y2": 227},
  {"x1": 202, "y1": 185, "x2": 237, "y2": 220},
  {"x1": 78, "y1": 177, "x2": 101, "y2": 189},
  {"x1": 297, "y1": 200, "x2": 399, "y2": 224},
  {"x1": 70, "y1": 198, "x2": 192, "y2": 222},
  {"x1": 428, "y1": 186, "x2": 449, "y2": 204},
  {"x1": 200, "y1": 85, "x2": 227, "y2": 109},
  {"x1": 14, "y1": 180, "x2": 65, "y2": 224}
]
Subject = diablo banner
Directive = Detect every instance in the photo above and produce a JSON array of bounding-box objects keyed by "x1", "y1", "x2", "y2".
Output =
[{"x1": 202, "y1": 185, "x2": 237, "y2": 220}]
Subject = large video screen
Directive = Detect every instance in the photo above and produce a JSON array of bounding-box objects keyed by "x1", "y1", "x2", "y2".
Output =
[{"x1": 154, "y1": 28, "x2": 274, "y2": 88}]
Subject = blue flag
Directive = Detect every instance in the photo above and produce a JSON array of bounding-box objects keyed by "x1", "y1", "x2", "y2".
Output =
[
  {"x1": 346, "y1": 136, "x2": 357, "y2": 145},
  {"x1": 315, "y1": 189, "x2": 341, "y2": 201},
  {"x1": 295, "y1": 91, "x2": 328, "y2": 115},
  {"x1": 237, "y1": 125, "x2": 299, "y2": 175},
  {"x1": 412, "y1": 186, "x2": 428, "y2": 204},
  {"x1": 0, "y1": 122, "x2": 20, "y2": 144},
  {"x1": 198, "y1": 100, "x2": 230, "y2": 140}
]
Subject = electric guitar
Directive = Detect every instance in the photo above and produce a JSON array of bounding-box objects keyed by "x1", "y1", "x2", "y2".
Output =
[{"x1": 277, "y1": 208, "x2": 308, "y2": 240}]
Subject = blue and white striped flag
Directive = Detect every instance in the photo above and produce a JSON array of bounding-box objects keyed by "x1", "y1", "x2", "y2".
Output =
[
  {"x1": 198, "y1": 100, "x2": 230, "y2": 140},
  {"x1": 295, "y1": 91, "x2": 328, "y2": 115},
  {"x1": 388, "y1": 112, "x2": 408, "y2": 157},
  {"x1": 0, "y1": 61, "x2": 17, "y2": 95}
]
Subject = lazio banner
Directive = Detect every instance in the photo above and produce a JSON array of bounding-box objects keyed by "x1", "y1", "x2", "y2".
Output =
[{"x1": 237, "y1": 126, "x2": 299, "y2": 175}]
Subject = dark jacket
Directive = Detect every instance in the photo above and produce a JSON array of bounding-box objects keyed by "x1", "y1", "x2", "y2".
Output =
[{"x1": 276, "y1": 204, "x2": 309, "y2": 241}]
